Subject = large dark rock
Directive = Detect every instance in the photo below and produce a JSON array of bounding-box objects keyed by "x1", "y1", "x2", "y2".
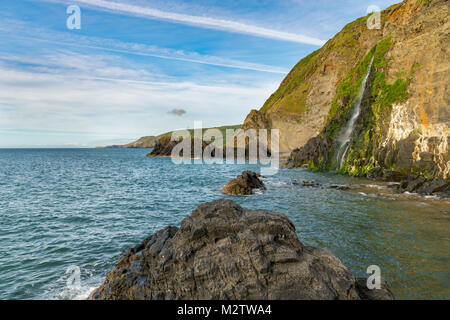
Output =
[
  {"x1": 355, "y1": 278, "x2": 394, "y2": 300},
  {"x1": 221, "y1": 171, "x2": 265, "y2": 195},
  {"x1": 285, "y1": 135, "x2": 330, "y2": 169},
  {"x1": 89, "y1": 199, "x2": 393, "y2": 300},
  {"x1": 146, "y1": 136, "x2": 209, "y2": 158},
  {"x1": 146, "y1": 136, "x2": 178, "y2": 157}
]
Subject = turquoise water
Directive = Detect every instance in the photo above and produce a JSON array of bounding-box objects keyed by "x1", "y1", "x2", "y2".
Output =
[{"x1": 0, "y1": 148, "x2": 448, "y2": 299}]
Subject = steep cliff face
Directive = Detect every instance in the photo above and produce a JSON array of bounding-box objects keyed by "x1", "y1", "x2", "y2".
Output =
[{"x1": 245, "y1": 0, "x2": 448, "y2": 180}]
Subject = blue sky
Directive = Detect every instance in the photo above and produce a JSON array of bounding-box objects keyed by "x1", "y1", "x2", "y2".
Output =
[{"x1": 0, "y1": 0, "x2": 399, "y2": 147}]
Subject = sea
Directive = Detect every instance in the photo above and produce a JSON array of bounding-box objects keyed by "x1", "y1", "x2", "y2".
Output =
[{"x1": 0, "y1": 148, "x2": 448, "y2": 299}]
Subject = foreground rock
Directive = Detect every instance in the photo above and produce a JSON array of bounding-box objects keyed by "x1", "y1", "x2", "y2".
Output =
[
  {"x1": 221, "y1": 171, "x2": 265, "y2": 195},
  {"x1": 89, "y1": 199, "x2": 393, "y2": 300}
]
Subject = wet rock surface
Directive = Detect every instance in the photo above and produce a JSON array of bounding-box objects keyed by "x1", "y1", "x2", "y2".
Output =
[
  {"x1": 292, "y1": 180, "x2": 352, "y2": 191},
  {"x1": 221, "y1": 171, "x2": 265, "y2": 195},
  {"x1": 388, "y1": 175, "x2": 450, "y2": 198},
  {"x1": 284, "y1": 136, "x2": 330, "y2": 169},
  {"x1": 146, "y1": 136, "x2": 209, "y2": 158},
  {"x1": 355, "y1": 278, "x2": 394, "y2": 300},
  {"x1": 89, "y1": 199, "x2": 393, "y2": 300}
]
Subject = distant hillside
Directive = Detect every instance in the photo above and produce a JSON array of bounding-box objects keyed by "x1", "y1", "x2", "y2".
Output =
[{"x1": 98, "y1": 125, "x2": 242, "y2": 149}]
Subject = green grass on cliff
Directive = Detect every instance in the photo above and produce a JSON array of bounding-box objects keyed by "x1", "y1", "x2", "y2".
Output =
[
  {"x1": 324, "y1": 37, "x2": 416, "y2": 176},
  {"x1": 258, "y1": 13, "x2": 373, "y2": 116},
  {"x1": 260, "y1": 48, "x2": 321, "y2": 113},
  {"x1": 103, "y1": 125, "x2": 241, "y2": 148}
]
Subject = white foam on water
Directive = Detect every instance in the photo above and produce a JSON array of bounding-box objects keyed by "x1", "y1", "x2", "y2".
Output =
[
  {"x1": 73, "y1": 287, "x2": 97, "y2": 300},
  {"x1": 54, "y1": 285, "x2": 98, "y2": 300}
]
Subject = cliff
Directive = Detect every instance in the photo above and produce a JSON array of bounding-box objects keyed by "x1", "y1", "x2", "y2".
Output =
[
  {"x1": 243, "y1": 0, "x2": 448, "y2": 181},
  {"x1": 98, "y1": 125, "x2": 241, "y2": 149},
  {"x1": 99, "y1": 136, "x2": 158, "y2": 149},
  {"x1": 90, "y1": 199, "x2": 393, "y2": 300}
]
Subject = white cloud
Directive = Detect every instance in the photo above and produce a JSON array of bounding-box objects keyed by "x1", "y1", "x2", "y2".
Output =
[
  {"x1": 0, "y1": 17, "x2": 288, "y2": 74},
  {"x1": 0, "y1": 57, "x2": 278, "y2": 146},
  {"x1": 72, "y1": 0, "x2": 325, "y2": 45}
]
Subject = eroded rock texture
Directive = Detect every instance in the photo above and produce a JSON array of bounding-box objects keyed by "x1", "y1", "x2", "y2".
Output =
[
  {"x1": 90, "y1": 200, "x2": 393, "y2": 300},
  {"x1": 146, "y1": 136, "x2": 209, "y2": 158},
  {"x1": 221, "y1": 171, "x2": 265, "y2": 195},
  {"x1": 245, "y1": 0, "x2": 448, "y2": 182}
]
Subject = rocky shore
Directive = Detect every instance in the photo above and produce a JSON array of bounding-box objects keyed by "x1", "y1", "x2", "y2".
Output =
[
  {"x1": 387, "y1": 176, "x2": 449, "y2": 198},
  {"x1": 89, "y1": 200, "x2": 393, "y2": 300}
]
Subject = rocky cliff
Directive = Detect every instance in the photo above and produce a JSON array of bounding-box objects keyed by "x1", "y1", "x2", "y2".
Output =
[
  {"x1": 99, "y1": 125, "x2": 241, "y2": 149},
  {"x1": 244, "y1": 0, "x2": 448, "y2": 181},
  {"x1": 89, "y1": 199, "x2": 393, "y2": 300}
]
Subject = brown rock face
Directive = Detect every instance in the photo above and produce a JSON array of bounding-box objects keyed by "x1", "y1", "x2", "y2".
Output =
[
  {"x1": 221, "y1": 171, "x2": 265, "y2": 195},
  {"x1": 89, "y1": 200, "x2": 393, "y2": 300},
  {"x1": 146, "y1": 136, "x2": 178, "y2": 157},
  {"x1": 243, "y1": 0, "x2": 448, "y2": 179},
  {"x1": 147, "y1": 136, "x2": 267, "y2": 160},
  {"x1": 146, "y1": 136, "x2": 209, "y2": 158}
]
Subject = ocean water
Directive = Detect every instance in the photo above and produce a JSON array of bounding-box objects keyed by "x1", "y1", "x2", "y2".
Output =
[{"x1": 0, "y1": 148, "x2": 448, "y2": 300}]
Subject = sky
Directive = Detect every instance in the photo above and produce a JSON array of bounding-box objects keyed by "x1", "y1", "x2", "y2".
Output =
[{"x1": 0, "y1": 0, "x2": 399, "y2": 147}]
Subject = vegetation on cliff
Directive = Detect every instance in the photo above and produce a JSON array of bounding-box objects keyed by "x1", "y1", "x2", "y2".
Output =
[
  {"x1": 289, "y1": 37, "x2": 417, "y2": 177},
  {"x1": 99, "y1": 125, "x2": 241, "y2": 149},
  {"x1": 242, "y1": 0, "x2": 448, "y2": 183}
]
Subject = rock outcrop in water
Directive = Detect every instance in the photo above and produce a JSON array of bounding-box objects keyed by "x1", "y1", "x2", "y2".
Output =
[
  {"x1": 146, "y1": 136, "x2": 210, "y2": 158},
  {"x1": 100, "y1": 125, "x2": 241, "y2": 149},
  {"x1": 221, "y1": 171, "x2": 265, "y2": 195},
  {"x1": 147, "y1": 135, "x2": 269, "y2": 159},
  {"x1": 242, "y1": 0, "x2": 448, "y2": 192},
  {"x1": 89, "y1": 199, "x2": 393, "y2": 300}
]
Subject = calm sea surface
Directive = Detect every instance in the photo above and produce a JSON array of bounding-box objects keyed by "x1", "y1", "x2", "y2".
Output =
[{"x1": 0, "y1": 148, "x2": 448, "y2": 299}]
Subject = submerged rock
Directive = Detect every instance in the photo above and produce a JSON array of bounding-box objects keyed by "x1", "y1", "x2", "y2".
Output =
[
  {"x1": 89, "y1": 199, "x2": 393, "y2": 300},
  {"x1": 292, "y1": 180, "x2": 352, "y2": 191},
  {"x1": 221, "y1": 171, "x2": 265, "y2": 195}
]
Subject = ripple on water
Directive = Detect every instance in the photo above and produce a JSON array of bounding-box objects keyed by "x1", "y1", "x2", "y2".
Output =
[{"x1": 0, "y1": 149, "x2": 448, "y2": 299}]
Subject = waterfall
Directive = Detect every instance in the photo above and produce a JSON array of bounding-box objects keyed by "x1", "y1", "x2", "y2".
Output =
[{"x1": 336, "y1": 57, "x2": 374, "y2": 169}]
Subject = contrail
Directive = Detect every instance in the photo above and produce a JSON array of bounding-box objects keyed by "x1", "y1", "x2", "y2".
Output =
[{"x1": 73, "y1": 0, "x2": 326, "y2": 46}]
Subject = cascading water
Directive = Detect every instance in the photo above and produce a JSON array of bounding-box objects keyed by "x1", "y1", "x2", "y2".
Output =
[{"x1": 335, "y1": 57, "x2": 374, "y2": 169}]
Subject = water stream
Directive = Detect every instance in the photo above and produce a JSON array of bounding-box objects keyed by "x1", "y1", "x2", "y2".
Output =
[{"x1": 336, "y1": 57, "x2": 374, "y2": 169}]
